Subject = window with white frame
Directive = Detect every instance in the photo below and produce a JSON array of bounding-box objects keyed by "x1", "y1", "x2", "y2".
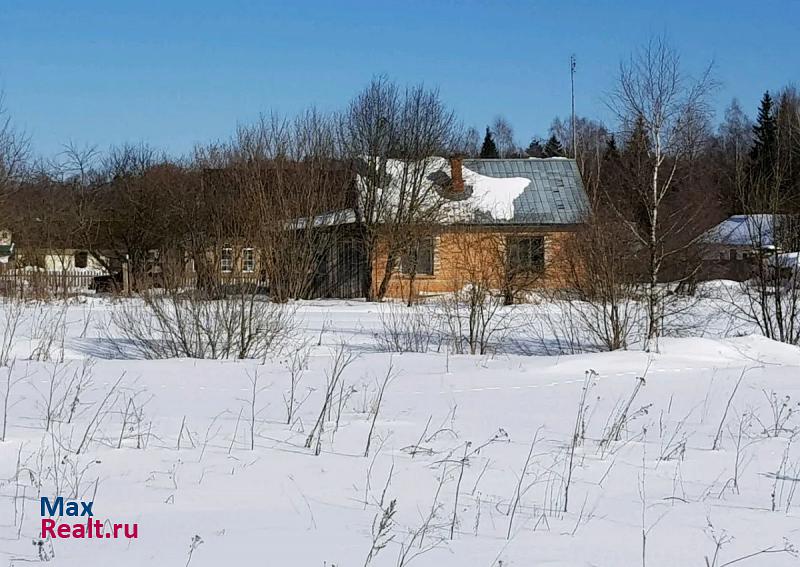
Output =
[
  {"x1": 242, "y1": 248, "x2": 255, "y2": 273},
  {"x1": 221, "y1": 246, "x2": 233, "y2": 273}
]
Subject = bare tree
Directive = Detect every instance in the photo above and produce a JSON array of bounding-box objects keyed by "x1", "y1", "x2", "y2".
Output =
[
  {"x1": 53, "y1": 142, "x2": 112, "y2": 274},
  {"x1": 224, "y1": 110, "x2": 350, "y2": 301},
  {"x1": 491, "y1": 116, "x2": 518, "y2": 158},
  {"x1": 0, "y1": 92, "x2": 29, "y2": 213},
  {"x1": 725, "y1": 162, "x2": 800, "y2": 345},
  {"x1": 340, "y1": 76, "x2": 461, "y2": 301},
  {"x1": 460, "y1": 126, "x2": 481, "y2": 158},
  {"x1": 557, "y1": 210, "x2": 643, "y2": 351},
  {"x1": 607, "y1": 37, "x2": 716, "y2": 351},
  {"x1": 99, "y1": 143, "x2": 174, "y2": 286},
  {"x1": 550, "y1": 116, "x2": 610, "y2": 197},
  {"x1": 439, "y1": 228, "x2": 517, "y2": 354}
]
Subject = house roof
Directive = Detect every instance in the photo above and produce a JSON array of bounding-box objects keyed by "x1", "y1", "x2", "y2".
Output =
[
  {"x1": 769, "y1": 252, "x2": 799, "y2": 269},
  {"x1": 459, "y1": 158, "x2": 589, "y2": 224},
  {"x1": 293, "y1": 157, "x2": 590, "y2": 229},
  {"x1": 702, "y1": 215, "x2": 789, "y2": 248}
]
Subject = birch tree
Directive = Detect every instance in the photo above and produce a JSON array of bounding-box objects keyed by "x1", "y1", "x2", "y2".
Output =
[{"x1": 608, "y1": 38, "x2": 715, "y2": 351}]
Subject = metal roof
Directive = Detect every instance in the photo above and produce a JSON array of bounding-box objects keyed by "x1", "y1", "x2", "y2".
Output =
[{"x1": 463, "y1": 158, "x2": 590, "y2": 224}]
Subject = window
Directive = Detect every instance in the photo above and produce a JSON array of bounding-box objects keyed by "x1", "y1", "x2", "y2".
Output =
[
  {"x1": 400, "y1": 237, "x2": 435, "y2": 276},
  {"x1": 242, "y1": 248, "x2": 255, "y2": 273},
  {"x1": 221, "y1": 247, "x2": 233, "y2": 273},
  {"x1": 507, "y1": 236, "x2": 545, "y2": 272},
  {"x1": 73, "y1": 251, "x2": 88, "y2": 269}
]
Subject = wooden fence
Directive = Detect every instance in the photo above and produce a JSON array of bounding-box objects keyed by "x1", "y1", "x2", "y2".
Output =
[{"x1": 0, "y1": 261, "x2": 365, "y2": 299}]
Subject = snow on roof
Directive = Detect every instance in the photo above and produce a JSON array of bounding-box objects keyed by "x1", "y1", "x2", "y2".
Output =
[
  {"x1": 768, "y1": 251, "x2": 799, "y2": 269},
  {"x1": 462, "y1": 165, "x2": 530, "y2": 221},
  {"x1": 356, "y1": 157, "x2": 588, "y2": 225},
  {"x1": 462, "y1": 159, "x2": 589, "y2": 224},
  {"x1": 703, "y1": 215, "x2": 787, "y2": 248},
  {"x1": 292, "y1": 157, "x2": 590, "y2": 228},
  {"x1": 288, "y1": 209, "x2": 358, "y2": 230}
]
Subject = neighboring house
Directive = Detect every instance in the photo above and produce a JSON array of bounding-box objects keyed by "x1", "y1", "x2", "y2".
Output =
[
  {"x1": 311, "y1": 157, "x2": 590, "y2": 299},
  {"x1": 0, "y1": 239, "x2": 115, "y2": 295},
  {"x1": 701, "y1": 214, "x2": 798, "y2": 280},
  {"x1": 16, "y1": 249, "x2": 111, "y2": 273},
  {"x1": 0, "y1": 229, "x2": 14, "y2": 266}
]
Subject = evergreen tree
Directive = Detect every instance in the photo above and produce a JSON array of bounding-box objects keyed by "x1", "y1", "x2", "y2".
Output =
[
  {"x1": 750, "y1": 91, "x2": 777, "y2": 173},
  {"x1": 479, "y1": 127, "x2": 500, "y2": 158},
  {"x1": 525, "y1": 138, "x2": 545, "y2": 158},
  {"x1": 542, "y1": 135, "x2": 564, "y2": 158},
  {"x1": 620, "y1": 116, "x2": 652, "y2": 231},
  {"x1": 603, "y1": 135, "x2": 619, "y2": 161},
  {"x1": 594, "y1": 135, "x2": 621, "y2": 206},
  {"x1": 623, "y1": 115, "x2": 651, "y2": 160}
]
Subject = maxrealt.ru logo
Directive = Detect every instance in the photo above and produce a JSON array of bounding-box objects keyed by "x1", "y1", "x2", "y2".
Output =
[{"x1": 40, "y1": 497, "x2": 139, "y2": 539}]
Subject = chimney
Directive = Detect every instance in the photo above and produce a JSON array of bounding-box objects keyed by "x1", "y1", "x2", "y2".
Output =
[{"x1": 450, "y1": 156, "x2": 464, "y2": 193}]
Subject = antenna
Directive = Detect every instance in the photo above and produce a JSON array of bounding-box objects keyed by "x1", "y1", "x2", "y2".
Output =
[{"x1": 570, "y1": 54, "x2": 577, "y2": 158}]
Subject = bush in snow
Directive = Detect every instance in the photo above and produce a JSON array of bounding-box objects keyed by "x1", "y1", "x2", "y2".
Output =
[
  {"x1": 108, "y1": 288, "x2": 296, "y2": 360},
  {"x1": 376, "y1": 301, "x2": 439, "y2": 353}
]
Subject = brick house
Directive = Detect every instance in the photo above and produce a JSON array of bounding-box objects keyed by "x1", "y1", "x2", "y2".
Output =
[
  {"x1": 314, "y1": 157, "x2": 590, "y2": 300},
  {"x1": 194, "y1": 157, "x2": 590, "y2": 300}
]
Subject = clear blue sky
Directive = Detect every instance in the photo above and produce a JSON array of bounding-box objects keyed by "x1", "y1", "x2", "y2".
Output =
[{"x1": 1, "y1": 0, "x2": 797, "y2": 158}]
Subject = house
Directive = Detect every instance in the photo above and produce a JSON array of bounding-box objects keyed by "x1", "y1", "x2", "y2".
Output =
[
  {"x1": 183, "y1": 157, "x2": 589, "y2": 301},
  {"x1": 11, "y1": 247, "x2": 111, "y2": 273},
  {"x1": 701, "y1": 214, "x2": 799, "y2": 280},
  {"x1": 311, "y1": 157, "x2": 591, "y2": 299},
  {"x1": 0, "y1": 229, "x2": 14, "y2": 266}
]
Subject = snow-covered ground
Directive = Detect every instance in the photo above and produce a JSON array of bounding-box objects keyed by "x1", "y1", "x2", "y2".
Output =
[{"x1": 0, "y1": 296, "x2": 799, "y2": 566}]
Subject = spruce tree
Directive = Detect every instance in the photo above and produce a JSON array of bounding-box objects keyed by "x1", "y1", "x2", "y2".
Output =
[
  {"x1": 621, "y1": 116, "x2": 652, "y2": 231},
  {"x1": 597, "y1": 134, "x2": 622, "y2": 206},
  {"x1": 525, "y1": 138, "x2": 545, "y2": 158},
  {"x1": 542, "y1": 135, "x2": 564, "y2": 158},
  {"x1": 479, "y1": 127, "x2": 500, "y2": 158},
  {"x1": 625, "y1": 115, "x2": 651, "y2": 156},
  {"x1": 750, "y1": 91, "x2": 777, "y2": 173},
  {"x1": 603, "y1": 135, "x2": 619, "y2": 159}
]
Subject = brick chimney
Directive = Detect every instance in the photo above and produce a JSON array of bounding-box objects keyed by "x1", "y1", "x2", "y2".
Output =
[{"x1": 449, "y1": 156, "x2": 464, "y2": 193}]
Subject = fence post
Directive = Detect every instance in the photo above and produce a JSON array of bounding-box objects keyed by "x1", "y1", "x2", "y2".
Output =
[{"x1": 122, "y1": 262, "x2": 130, "y2": 296}]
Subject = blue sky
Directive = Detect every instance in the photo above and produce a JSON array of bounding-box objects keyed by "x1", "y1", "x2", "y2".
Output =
[{"x1": 1, "y1": 0, "x2": 797, "y2": 158}]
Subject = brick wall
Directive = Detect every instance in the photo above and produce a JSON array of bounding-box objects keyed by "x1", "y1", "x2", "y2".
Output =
[{"x1": 372, "y1": 227, "x2": 575, "y2": 300}]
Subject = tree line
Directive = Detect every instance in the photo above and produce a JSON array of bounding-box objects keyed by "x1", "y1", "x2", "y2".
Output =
[{"x1": 0, "y1": 38, "x2": 798, "y2": 328}]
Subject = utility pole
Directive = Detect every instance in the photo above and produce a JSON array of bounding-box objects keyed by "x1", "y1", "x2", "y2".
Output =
[{"x1": 570, "y1": 54, "x2": 577, "y2": 158}]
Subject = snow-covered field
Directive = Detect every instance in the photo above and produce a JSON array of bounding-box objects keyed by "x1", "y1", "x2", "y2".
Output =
[{"x1": 0, "y1": 296, "x2": 799, "y2": 566}]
